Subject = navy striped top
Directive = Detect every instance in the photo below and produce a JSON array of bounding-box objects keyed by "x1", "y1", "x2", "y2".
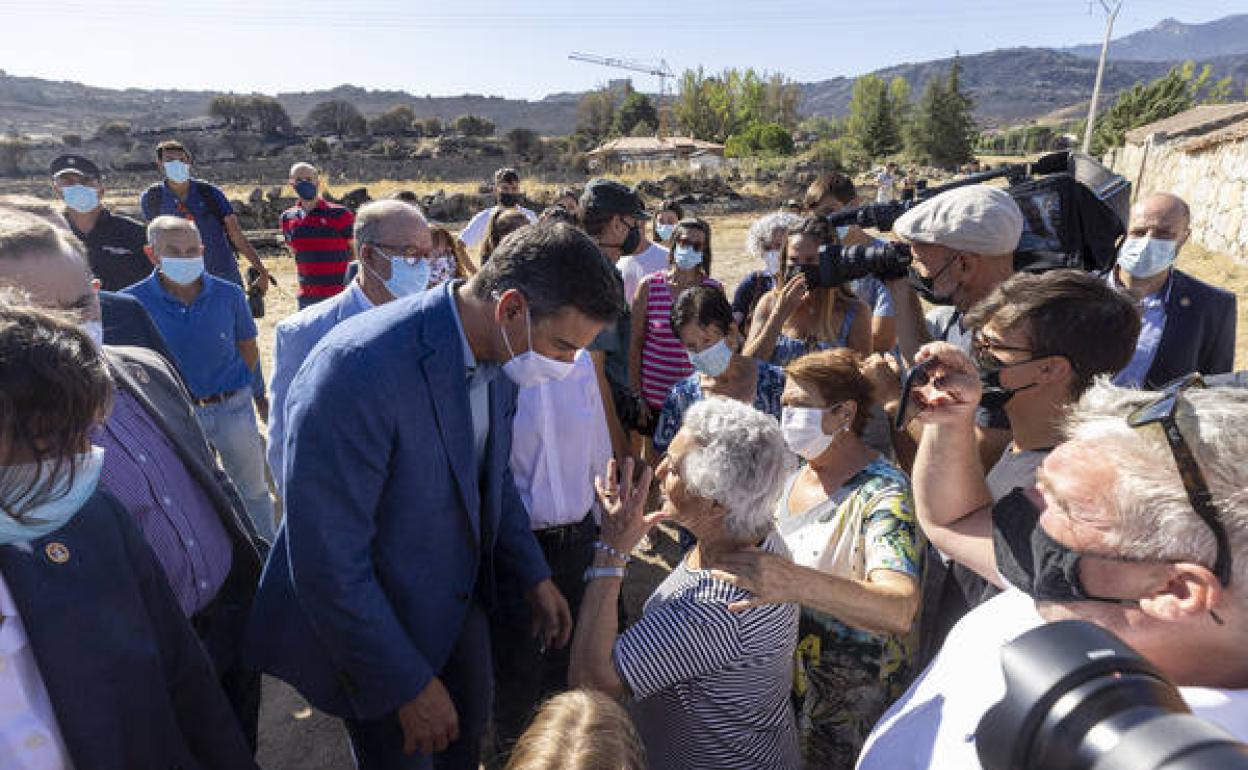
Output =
[{"x1": 614, "y1": 531, "x2": 801, "y2": 770}]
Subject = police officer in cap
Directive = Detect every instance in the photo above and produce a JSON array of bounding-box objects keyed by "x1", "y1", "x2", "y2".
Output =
[{"x1": 50, "y1": 154, "x2": 152, "y2": 292}]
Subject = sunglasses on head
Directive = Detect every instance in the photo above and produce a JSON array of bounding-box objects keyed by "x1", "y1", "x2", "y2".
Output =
[{"x1": 1127, "y1": 373, "x2": 1232, "y2": 587}]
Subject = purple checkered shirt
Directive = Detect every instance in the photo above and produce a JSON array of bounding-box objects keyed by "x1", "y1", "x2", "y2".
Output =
[{"x1": 93, "y1": 390, "x2": 233, "y2": 616}]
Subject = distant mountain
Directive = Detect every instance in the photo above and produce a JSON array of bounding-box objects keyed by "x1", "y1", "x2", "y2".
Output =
[
  {"x1": 2, "y1": 13, "x2": 1246, "y2": 138},
  {"x1": 798, "y1": 48, "x2": 1248, "y2": 127},
  {"x1": 1064, "y1": 15, "x2": 1248, "y2": 62}
]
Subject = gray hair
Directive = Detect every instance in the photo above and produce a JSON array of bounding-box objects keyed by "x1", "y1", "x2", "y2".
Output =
[
  {"x1": 1063, "y1": 379, "x2": 1248, "y2": 591},
  {"x1": 677, "y1": 398, "x2": 795, "y2": 542},
  {"x1": 353, "y1": 199, "x2": 427, "y2": 247},
  {"x1": 289, "y1": 161, "x2": 318, "y2": 179},
  {"x1": 745, "y1": 211, "x2": 804, "y2": 260},
  {"x1": 146, "y1": 215, "x2": 201, "y2": 249}
]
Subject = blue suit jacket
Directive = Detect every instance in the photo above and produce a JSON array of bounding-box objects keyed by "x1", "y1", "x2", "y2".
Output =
[
  {"x1": 244, "y1": 282, "x2": 551, "y2": 719},
  {"x1": 99, "y1": 289, "x2": 177, "y2": 364},
  {"x1": 2, "y1": 491, "x2": 256, "y2": 769},
  {"x1": 267, "y1": 283, "x2": 375, "y2": 497},
  {"x1": 1145, "y1": 269, "x2": 1237, "y2": 388}
]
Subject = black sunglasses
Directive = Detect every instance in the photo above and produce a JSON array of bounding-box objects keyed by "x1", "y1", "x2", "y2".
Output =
[{"x1": 1126, "y1": 373, "x2": 1232, "y2": 587}]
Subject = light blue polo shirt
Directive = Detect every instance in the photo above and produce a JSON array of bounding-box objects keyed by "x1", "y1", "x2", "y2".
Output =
[{"x1": 123, "y1": 271, "x2": 258, "y2": 400}]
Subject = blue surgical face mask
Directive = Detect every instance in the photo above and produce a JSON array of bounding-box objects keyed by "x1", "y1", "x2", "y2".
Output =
[
  {"x1": 61, "y1": 184, "x2": 100, "y2": 213},
  {"x1": 160, "y1": 255, "x2": 205, "y2": 285},
  {"x1": 689, "y1": 338, "x2": 733, "y2": 377},
  {"x1": 293, "y1": 180, "x2": 318, "y2": 201},
  {"x1": 836, "y1": 225, "x2": 851, "y2": 241},
  {"x1": 163, "y1": 159, "x2": 191, "y2": 183},
  {"x1": 0, "y1": 447, "x2": 104, "y2": 545},
  {"x1": 1116, "y1": 236, "x2": 1178, "y2": 279},
  {"x1": 364, "y1": 248, "x2": 431, "y2": 299},
  {"x1": 655, "y1": 223, "x2": 676, "y2": 242},
  {"x1": 673, "y1": 244, "x2": 704, "y2": 270}
]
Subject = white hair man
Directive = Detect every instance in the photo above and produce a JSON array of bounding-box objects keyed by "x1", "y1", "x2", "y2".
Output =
[
  {"x1": 280, "y1": 161, "x2": 356, "y2": 309},
  {"x1": 268, "y1": 199, "x2": 431, "y2": 501},
  {"x1": 571, "y1": 397, "x2": 801, "y2": 770},
  {"x1": 858, "y1": 379, "x2": 1248, "y2": 770},
  {"x1": 122, "y1": 215, "x2": 275, "y2": 540}
]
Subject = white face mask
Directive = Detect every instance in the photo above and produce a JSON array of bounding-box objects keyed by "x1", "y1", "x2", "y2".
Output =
[
  {"x1": 781, "y1": 406, "x2": 843, "y2": 460},
  {"x1": 499, "y1": 302, "x2": 576, "y2": 387},
  {"x1": 1116, "y1": 236, "x2": 1178, "y2": 279},
  {"x1": 762, "y1": 249, "x2": 781, "y2": 276}
]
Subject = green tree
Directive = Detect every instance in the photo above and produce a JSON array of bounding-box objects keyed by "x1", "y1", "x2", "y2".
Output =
[
  {"x1": 370, "y1": 105, "x2": 416, "y2": 135},
  {"x1": 420, "y1": 117, "x2": 443, "y2": 137},
  {"x1": 61, "y1": 133, "x2": 82, "y2": 147},
  {"x1": 307, "y1": 100, "x2": 366, "y2": 136},
  {"x1": 453, "y1": 114, "x2": 495, "y2": 137},
  {"x1": 889, "y1": 76, "x2": 913, "y2": 137},
  {"x1": 247, "y1": 96, "x2": 293, "y2": 135},
  {"x1": 907, "y1": 56, "x2": 976, "y2": 168},
  {"x1": 0, "y1": 134, "x2": 29, "y2": 176},
  {"x1": 724, "y1": 122, "x2": 794, "y2": 158},
  {"x1": 613, "y1": 91, "x2": 658, "y2": 136},
  {"x1": 847, "y1": 74, "x2": 901, "y2": 159},
  {"x1": 95, "y1": 121, "x2": 131, "y2": 139},
  {"x1": 1090, "y1": 64, "x2": 1195, "y2": 155},
  {"x1": 307, "y1": 136, "x2": 331, "y2": 161},
  {"x1": 575, "y1": 88, "x2": 617, "y2": 145},
  {"x1": 505, "y1": 127, "x2": 543, "y2": 160}
]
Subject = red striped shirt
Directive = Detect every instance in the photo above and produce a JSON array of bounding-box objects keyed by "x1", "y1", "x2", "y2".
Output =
[
  {"x1": 640, "y1": 272, "x2": 721, "y2": 410},
  {"x1": 280, "y1": 200, "x2": 354, "y2": 298}
]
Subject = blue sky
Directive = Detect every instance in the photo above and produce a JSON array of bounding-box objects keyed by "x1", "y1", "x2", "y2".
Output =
[{"x1": 1, "y1": 0, "x2": 1243, "y2": 98}]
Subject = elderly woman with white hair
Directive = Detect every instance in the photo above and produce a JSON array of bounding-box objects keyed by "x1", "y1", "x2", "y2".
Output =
[
  {"x1": 732, "y1": 209, "x2": 804, "y2": 333},
  {"x1": 569, "y1": 397, "x2": 801, "y2": 770}
]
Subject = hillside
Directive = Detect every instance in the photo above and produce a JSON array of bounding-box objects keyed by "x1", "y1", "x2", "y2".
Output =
[{"x1": 1064, "y1": 14, "x2": 1248, "y2": 62}]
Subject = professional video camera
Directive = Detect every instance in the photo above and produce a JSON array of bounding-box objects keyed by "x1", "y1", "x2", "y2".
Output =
[
  {"x1": 812, "y1": 150, "x2": 1131, "y2": 283},
  {"x1": 977, "y1": 620, "x2": 1248, "y2": 770}
]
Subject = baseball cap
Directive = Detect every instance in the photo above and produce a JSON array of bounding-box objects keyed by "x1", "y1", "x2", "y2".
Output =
[
  {"x1": 894, "y1": 184, "x2": 1023, "y2": 256},
  {"x1": 49, "y1": 154, "x2": 102, "y2": 180},
  {"x1": 580, "y1": 178, "x2": 647, "y2": 219}
]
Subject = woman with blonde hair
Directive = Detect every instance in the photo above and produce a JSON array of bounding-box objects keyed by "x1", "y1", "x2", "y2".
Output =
[
  {"x1": 428, "y1": 224, "x2": 476, "y2": 287},
  {"x1": 505, "y1": 690, "x2": 646, "y2": 770},
  {"x1": 744, "y1": 217, "x2": 871, "y2": 366}
]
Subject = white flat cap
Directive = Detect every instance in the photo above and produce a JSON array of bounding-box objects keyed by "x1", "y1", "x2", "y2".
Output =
[{"x1": 894, "y1": 184, "x2": 1023, "y2": 256}]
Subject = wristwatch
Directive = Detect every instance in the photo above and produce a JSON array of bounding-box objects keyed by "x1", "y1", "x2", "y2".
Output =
[{"x1": 584, "y1": 566, "x2": 627, "y2": 582}]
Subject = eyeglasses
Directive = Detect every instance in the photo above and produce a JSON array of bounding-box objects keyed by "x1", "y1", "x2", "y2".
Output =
[
  {"x1": 371, "y1": 243, "x2": 430, "y2": 261},
  {"x1": 1127, "y1": 373, "x2": 1232, "y2": 587},
  {"x1": 971, "y1": 331, "x2": 1035, "y2": 371}
]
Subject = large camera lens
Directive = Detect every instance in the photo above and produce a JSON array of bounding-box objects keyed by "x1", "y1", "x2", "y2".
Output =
[
  {"x1": 977, "y1": 620, "x2": 1248, "y2": 770},
  {"x1": 808, "y1": 242, "x2": 912, "y2": 288}
]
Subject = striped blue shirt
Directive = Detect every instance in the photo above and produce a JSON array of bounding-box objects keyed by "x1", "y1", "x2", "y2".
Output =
[{"x1": 614, "y1": 531, "x2": 801, "y2": 770}]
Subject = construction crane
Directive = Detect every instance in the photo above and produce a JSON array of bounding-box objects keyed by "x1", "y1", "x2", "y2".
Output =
[{"x1": 568, "y1": 52, "x2": 675, "y2": 137}]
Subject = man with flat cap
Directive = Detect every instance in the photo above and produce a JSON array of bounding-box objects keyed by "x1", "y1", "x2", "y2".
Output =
[{"x1": 50, "y1": 154, "x2": 152, "y2": 292}]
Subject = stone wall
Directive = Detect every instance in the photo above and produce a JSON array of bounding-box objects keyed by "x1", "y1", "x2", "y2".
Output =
[{"x1": 1108, "y1": 135, "x2": 1248, "y2": 260}]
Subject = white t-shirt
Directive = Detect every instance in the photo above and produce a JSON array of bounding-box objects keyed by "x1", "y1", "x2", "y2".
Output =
[
  {"x1": 876, "y1": 171, "x2": 896, "y2": 202},
  {"x1": 618, "y1": 241, "x2": 670, "y2": 304},
  {"x1": 509, "y1": 350, "x2": 612, "y2": 530},
  {"x1": 985, "y1": 443, "x2": 1048, "y2": 501},
  {"x1": 857, "y1": 589, "x2": 1248, "y2": 770},
  {"x1": 457, "y1": 205, "x2": 538, "y2": 249}
]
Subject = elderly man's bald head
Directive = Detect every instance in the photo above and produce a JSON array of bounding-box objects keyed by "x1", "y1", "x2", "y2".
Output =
[{"x1": 1129, "y1": 192, "x2": 1191, "y2": 245}]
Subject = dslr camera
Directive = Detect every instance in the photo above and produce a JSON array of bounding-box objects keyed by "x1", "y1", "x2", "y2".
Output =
[
  {"x1": 977, "y1": 620, "x2": 1248, "y2": 770},
  {"x1": 787, "y1": 241, "x2": 913, "y2": 289}
]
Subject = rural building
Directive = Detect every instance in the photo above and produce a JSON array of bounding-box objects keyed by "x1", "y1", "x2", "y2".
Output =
[
  {"x1": 1106, "y1": 101, "x2": 1248, "y2": 260},
  {"x1": 587, "y1": 136, "x2": 725, "y2": 168}
]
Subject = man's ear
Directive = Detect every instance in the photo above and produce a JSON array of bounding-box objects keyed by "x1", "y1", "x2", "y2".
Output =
[
  {"x1": 143, "y1": 244, "x2": 159, "y2": 267},
  {"x1": 494, "y1": 288, "x2": 527, "y2": 324},
  {"x1": 1137, "y1": 562, "x2": 1222, "y2": 623},
  {"x1": 1037, "y1": 355, "x2": 1073, "y2": 386}
]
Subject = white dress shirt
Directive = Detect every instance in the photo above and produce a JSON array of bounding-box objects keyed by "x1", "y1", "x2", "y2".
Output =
[
  {"x1": 457, "y1": 206, "x2": 538, "y2": 250},
  {"x1": 0, "y1": 572, "x2": 73, "y2": 770},
  {"x1": 509, "y1": 350, "x2": 612, "y2": 530}
]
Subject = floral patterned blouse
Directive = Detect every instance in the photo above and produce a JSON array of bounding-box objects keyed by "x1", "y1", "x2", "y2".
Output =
[
  {"x1": 775, "y1": 456, "x2": 923, "y2": 770},
  {"x1": 652, "y1": 361, "x2": 786, "y2": 454}
]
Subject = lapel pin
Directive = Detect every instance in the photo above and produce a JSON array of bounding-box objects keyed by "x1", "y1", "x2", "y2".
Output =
[
  {"x1": 44, "y1": 542, "x2": 70, "y2": 564},
  {"x1": 1179, "y1": 296, "x2": 1191, "y2": 308}
]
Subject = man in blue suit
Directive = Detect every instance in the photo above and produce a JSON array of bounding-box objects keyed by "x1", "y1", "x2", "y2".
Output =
[
  {"x1": 246, "y1": 221, "x2": 627, "y2": 768},
  {"x1": 268, "y1": 199, "x2": 429, "y2": 501},
  {"x1": 1110, "y1": 192, "x2": 1237, "y2": 388}
]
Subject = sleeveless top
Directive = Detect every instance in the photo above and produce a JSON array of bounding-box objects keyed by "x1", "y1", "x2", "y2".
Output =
[
  {"x1": 770, "y1": 302, "x2": 857, "y2": 368},
  {"x1": 640, "y1": 271, "x2": 721, "y2": 410}
]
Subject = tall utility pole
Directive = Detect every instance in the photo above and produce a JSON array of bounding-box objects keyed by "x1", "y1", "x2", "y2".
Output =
[{"x1": 1081, "y1": 0, "x2": 1124, "y2": 155}]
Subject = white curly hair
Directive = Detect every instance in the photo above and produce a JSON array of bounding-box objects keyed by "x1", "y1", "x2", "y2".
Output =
[
  {"x1": 744, "y1": 211, "x2": 804, "y2": 262},
  {"x1": 677, "y1": 398, "x2": 795, "y2": 542}
]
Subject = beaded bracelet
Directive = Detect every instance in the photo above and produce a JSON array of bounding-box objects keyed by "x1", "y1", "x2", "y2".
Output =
[{"x1": 592, "y1": 541, "x2": 631, "y2": 564}]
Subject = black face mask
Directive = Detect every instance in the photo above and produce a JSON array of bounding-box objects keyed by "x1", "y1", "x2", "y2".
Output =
[
  {"x1": 498, "y1": 192, "x2": 520, "y2": 207},
  {"x1": 619, "y1": 222, "x2": 642, "y2": 255},
  {"x1": 908, "y1": 255, "x2": 959, "y2": 306},
  {"x1": 979, "y1": 366, "x2": 1036, "y2": 410},
  {"x1": 993, "y1": 488, "x2": 1098, "y2": 602}
]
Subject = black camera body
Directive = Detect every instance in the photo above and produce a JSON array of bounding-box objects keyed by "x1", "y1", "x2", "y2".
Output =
[
  {"x1": 788, "y1": 242, "x2": 913, "y2": 289},
  {"x1": 977, "y1": 620, "x2": 1248, "y2": 770}
]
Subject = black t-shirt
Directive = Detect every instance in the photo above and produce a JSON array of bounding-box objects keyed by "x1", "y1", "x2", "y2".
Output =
[
  {"x1": 731, "y1": 270, "x2": 776, "y2": 329},
  {"x1": 69, "y1": 208, "x2": 152, "y2": 292}
]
